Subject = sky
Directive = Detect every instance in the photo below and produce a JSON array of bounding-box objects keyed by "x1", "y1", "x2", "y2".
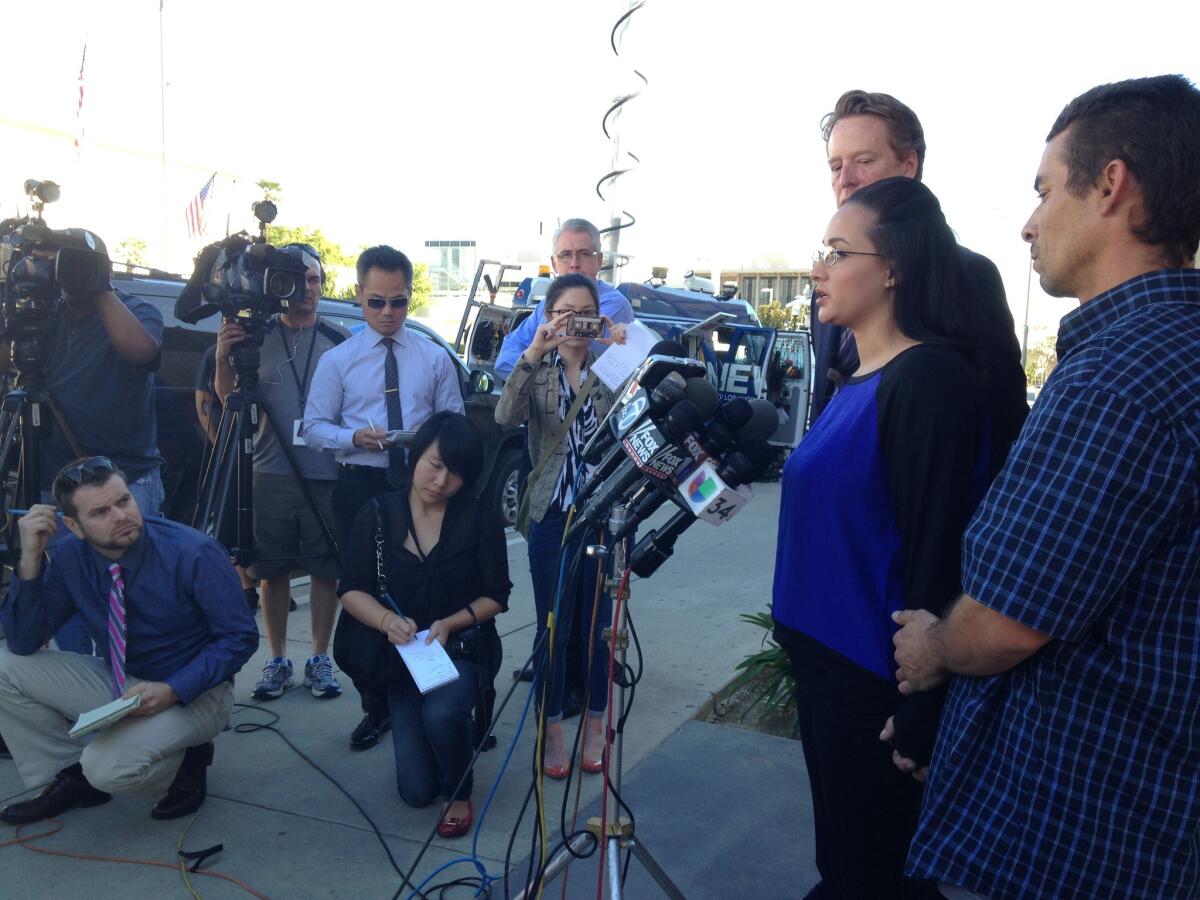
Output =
[{"x1": 1, "y1": 0, "x2": 1197, "y2": 341}]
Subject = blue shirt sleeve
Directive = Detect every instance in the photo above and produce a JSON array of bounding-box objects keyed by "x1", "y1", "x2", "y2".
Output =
[
  {"x1": 434, "y1": 348, "x2": 467, "y2": 415},
  {"x1": 0, "y1": 559, "x2": 79, "y2": 654},
  {"x1": 963, "y1": 382, "x2": 1194, "y2": 641},
  {"x1": 495, "y1": 301, "x2": 545, "y2": 380},
  {"x1": 164, "y1": 539, "x2": 259, "y2": 704}
]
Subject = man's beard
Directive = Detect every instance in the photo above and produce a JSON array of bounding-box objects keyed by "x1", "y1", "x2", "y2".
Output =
[{"x1": 89, "y1": 523, "x2": 142, "y2": 553}]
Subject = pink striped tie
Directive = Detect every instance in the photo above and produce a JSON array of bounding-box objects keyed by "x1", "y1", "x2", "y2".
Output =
[{"x1": 107, "y1": 563, "x2": 127, "y2": 700}]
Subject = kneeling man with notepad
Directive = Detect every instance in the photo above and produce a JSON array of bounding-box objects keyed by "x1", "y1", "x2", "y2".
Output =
[{"x1": 0, "y1": 457, "x2": 258, "y2": 823}]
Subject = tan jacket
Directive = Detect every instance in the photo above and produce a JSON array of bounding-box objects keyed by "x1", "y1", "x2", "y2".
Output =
[{"x1": 494, "y1": 352, "x2": 614, "y2": 523}]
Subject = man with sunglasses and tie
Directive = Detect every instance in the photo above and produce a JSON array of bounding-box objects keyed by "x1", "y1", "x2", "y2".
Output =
[
  {"x1": 304, "y1": 245, "x2": 464, "y2": 750},
  {"x1": 0, "y1": 457, "x2": 258, "y2": 824}
]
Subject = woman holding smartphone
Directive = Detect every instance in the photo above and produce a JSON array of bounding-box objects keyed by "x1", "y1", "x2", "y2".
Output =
[{"x1": 495, "y1": 273, "x2": 627, "y2": 779}]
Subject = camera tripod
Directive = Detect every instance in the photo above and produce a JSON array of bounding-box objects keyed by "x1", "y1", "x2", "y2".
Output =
[
  {"x1": 194, "y1": 336, "x2": 339, "y2": 570},
  {"x1": 516, "y1": 504, "x2": 686, "y2": 900},
  {"x1": 0, "y1": 366, "x2": 84, "y2": 559}
]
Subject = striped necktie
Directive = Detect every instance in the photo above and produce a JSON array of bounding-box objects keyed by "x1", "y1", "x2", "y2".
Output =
[
  {"x1": 382, "y1": 337, "x2": 406, "y2": 489},
  {"x1": 107, "y1": 563, "x2": 127, "y2": 700}
]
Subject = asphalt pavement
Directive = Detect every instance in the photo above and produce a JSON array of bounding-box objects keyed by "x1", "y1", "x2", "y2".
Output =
[{"x1": 0, "y1": 481, "x2": 818, "y2": 898}]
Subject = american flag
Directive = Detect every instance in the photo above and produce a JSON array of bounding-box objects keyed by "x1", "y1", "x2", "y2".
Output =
[{"x1": 185, "y1": 174, "x2": 217, "y2": 239}]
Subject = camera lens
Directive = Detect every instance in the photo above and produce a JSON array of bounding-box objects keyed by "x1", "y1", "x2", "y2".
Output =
[{"x1": 266, "y1": 271, "x2": 297, "y2": 299}]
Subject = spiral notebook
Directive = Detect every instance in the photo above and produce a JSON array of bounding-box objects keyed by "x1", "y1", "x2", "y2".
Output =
[{"x1": 395, "y1": 631, "x2": 460, "y2": 694}]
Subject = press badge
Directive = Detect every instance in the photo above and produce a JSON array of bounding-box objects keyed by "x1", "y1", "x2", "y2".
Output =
[{"x1": 292, "y1": 419, "x2": 307, "y2": 447}]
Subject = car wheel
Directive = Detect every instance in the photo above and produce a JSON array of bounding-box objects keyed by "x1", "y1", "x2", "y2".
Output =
[{"x1": 486, "y1": 448, "x2": 523, "y2": 528}]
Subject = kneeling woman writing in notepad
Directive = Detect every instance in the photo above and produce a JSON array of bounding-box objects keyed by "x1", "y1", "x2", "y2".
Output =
[{"x1": 339, "y1": 413, "x2": 511, "y2": 837}]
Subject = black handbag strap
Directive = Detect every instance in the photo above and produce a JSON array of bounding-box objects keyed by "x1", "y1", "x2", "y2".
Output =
[{"x1": 372, "y1": 498, "x2": 403, "y2": 616}]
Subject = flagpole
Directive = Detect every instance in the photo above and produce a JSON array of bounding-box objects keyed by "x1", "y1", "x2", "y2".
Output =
[{"x1": 159, "y1": 0, "x2": 169, "y2": 269}]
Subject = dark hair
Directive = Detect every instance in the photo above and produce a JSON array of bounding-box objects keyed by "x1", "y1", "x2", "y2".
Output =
[
  {"x1": 845, "y1": 177, "x2": 975, "y2": 355},
  {"x1": 356, "y1": 245, "x2": 414, "y2": 287},
  {"x1": 545, "y1": 273, "x2": 599, "y2": 314},
  {"x1": 821, "y1": 90, "x2": 927, "y2": 181},
  {"x1": 282, "y1": 242, "x2": 325, "y2": 285},
  {"x1": 1047, "y1": 74, "x2": 1200, "y2": 268},
  {"x1": 407, "y1": 412, "x2": 484, "y2": 489},
  {"x1": 53, "y1": 457, "x2": 128, "y2": 519}
]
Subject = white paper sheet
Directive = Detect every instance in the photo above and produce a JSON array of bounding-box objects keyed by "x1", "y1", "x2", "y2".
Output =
[
  {"x1": 395, "y1": 631, "x2": 461, "y2": 694},
  {"x1": 591, "y1": 320, "x2": 661, "y2": 390}
]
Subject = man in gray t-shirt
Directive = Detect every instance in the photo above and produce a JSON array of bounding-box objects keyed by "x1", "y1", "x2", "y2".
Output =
[{"x1": 214, "y1": 244, "x2": 350, "y2": 703}]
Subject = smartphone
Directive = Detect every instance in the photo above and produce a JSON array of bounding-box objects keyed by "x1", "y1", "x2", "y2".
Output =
[
  {"x1": 385, "y1": 430, "x2": 416, "y2": 447},
  {"x1": 565, "y1": 314, "x2": 604, "y2": 338}
]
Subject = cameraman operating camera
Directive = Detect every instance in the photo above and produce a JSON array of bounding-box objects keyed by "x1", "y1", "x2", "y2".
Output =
[
  {"x1": 212, "y1": 244, "x2": 349, "y2": 702},
  {"x1": 0, "y1": 229, "x2": 165, "y2": 655}
]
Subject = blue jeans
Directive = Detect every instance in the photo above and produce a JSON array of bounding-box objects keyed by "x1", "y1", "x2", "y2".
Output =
[
  {"x1": 527, "y1": 511, "x2": 612, "y2": 723},
  {"x1": 53, "y1": 469, "x2": 165, "y2": 655},
  {"x1": 387, "y1": 659, "x2": 479, "y2": 805}
]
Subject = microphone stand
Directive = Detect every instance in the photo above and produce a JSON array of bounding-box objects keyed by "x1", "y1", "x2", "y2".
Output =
[{"x1": 518, "y1": 503, "x2": 686, "y2": 900}]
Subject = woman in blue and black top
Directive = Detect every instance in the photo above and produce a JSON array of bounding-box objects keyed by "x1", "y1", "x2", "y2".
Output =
[
  {"x1": 773, "y1": 177, "x2": 1025, "y2": 899},
  {"x1": 495, "y1": 274, "x2": 626, "y2": 780}
]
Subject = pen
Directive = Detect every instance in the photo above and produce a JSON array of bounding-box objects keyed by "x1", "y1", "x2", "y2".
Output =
[
  {"x1": 366, "y1": 418, "x2": 386, "y2": 451},
  {"x1": 8, "y1": 509, "x2": 64, "y2": 518}
]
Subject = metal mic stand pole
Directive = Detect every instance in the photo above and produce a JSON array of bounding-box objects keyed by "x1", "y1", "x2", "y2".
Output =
[{"x1": 517, "y1": 503, "x2": 685, "y2": 900}]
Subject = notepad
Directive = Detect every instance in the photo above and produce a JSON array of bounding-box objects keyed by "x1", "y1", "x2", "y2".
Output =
[
  {"x1": 395, "y1": 631, "x2": 461, "y2": 694},
  {"x1": 69, "y1": 693, "x2": 142, "y2": 739},
  {"x1": 592, "y1": 320, "x2": 661, "y2": 390}
]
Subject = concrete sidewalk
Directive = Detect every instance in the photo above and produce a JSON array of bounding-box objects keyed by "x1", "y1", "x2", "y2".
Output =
[{"x1": 0, "y1": 483, "x2": 804, "y2": 898}]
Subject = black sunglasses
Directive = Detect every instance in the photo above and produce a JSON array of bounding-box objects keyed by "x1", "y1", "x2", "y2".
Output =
[
  {"x1": 54, "y1": 456, "x2": 115, "y2": 492},
  {"x1": 366, "y1": 296, "x2": 409, "y2": 310}
]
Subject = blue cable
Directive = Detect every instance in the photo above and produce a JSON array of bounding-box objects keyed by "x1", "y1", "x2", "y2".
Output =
[{"x1": 403, "y1": 536, "x2": 576, "y2": 900}]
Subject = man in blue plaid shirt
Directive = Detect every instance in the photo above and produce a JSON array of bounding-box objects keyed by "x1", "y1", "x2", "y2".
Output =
[{"x1": 890, "y1": 75, "x2": 1200, "y2": 899}]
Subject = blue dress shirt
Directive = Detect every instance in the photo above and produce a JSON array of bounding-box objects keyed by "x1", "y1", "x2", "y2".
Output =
[
  {"x1": 494, "y1": 280, "x2": 634, "y2": 379},
  {"x1": 303, "y1": 323, "x2": 465, "y2": 467},
  {"x1": 1, "y1": 517, "x2": 258, "y2": 705}
]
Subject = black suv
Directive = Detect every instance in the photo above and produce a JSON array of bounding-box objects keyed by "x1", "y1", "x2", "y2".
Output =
[{"x1": 112, "y1": 273, "x2": 526, "y2": 527}]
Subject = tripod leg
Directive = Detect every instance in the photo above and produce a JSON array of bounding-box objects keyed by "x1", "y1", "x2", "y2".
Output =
[
  {"x1": 627, "y1": 838, "x2": 687, "y2": 900},
  {"x1": 605, "y1": 836, "x2": 625, "y2": 900},
  {"x1": 510, "y1": 833, "x2": 595, "y2": 900}
]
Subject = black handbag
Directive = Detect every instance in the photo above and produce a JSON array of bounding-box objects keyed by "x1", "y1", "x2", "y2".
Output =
[{"x1": 332, "y1": 498, "x2": 403, "y2": 692}]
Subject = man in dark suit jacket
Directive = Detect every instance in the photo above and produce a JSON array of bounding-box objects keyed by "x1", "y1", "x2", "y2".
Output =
[{"x1": 810, "y1": 90, "x2": 1027, "y2": 465}]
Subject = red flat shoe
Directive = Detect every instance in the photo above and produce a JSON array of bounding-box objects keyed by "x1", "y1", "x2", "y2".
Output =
[
  {"x1": 437, "y1": 802, "x2": 473, "y2": 838},
  {"x1": 581, "y1": 754, "x2": 604, "y2": 775},
  {"x1": 544, "y1": 763, "x2": 570, "y2": 781}
]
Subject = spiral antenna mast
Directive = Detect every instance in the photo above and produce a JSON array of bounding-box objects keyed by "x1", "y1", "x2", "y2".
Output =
[{"x1": 596, "y1": 0, "x2": 647, "y2": 284}]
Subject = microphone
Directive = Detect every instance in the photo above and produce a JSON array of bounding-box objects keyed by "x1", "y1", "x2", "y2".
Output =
[
  {"x1": 630, "y1": 508, "x2": 698, "y2": 578},
  {"x1": 683, "y1": 377, "x2": 719, "y2": 420},
  {"x1": 571, "y1": 400, "x2": 702, "y2": 534},
  {"x1": 580, "y1": 349, "x2": 699, "y2": 465},
  {"x1": 576, "y1": 371, "x2": 686, "y2": 506},
  {"x1": 738, "y1": 399, "x2": 779, "y2": 441}
]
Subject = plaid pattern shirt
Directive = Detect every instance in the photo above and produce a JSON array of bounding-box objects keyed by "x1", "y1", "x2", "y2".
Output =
[{"x1": 907, "y1": 269, "x2": 1200, "y2": 899}]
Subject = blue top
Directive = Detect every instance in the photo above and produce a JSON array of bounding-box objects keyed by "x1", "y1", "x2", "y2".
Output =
[
  {"x1": 773, "y1": 344, "x2": 988, "y2": 682},
  {"x1": 42, "y1": 289, "x2": 165, "y2": 483},
  {"x1": 1, "y1": 516, "x2": 258, "y2": 705},
  {"x1": 908, "y1": 269, "x2": 1200, "y2": 899},
  {"x1": 494, "y1": 280, "x2": 634, "y2": 379}
]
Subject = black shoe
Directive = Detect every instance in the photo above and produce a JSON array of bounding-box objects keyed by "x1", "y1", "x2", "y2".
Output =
[
  {"x1": 0, "y1": 731, "x2": 11, "y2": 759},
  {"x1": 512, "y1": 668, "x2": 534, "y2": 683},
  {"x1": 349, "y1": 712, "x2": 391, "y2": 751},
  {"x1": 244, "y1": 588, "x2": 260, "y2": 612},
  {"x1": 0, "y1": 762, "x2": 110, "y2": 824},
  {"x1": 151, "y1": 742, "x2": 214, "y2": 820}
]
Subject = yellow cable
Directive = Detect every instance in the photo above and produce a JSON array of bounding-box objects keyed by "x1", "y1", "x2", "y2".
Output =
[{"x1": 176, "y1": 812, "x2": 203, "y2": 900}]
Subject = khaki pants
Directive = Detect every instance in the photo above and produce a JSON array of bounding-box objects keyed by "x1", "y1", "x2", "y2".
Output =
[{"x1": 0, "y1": 648, "x2": 233, "y2": 796}]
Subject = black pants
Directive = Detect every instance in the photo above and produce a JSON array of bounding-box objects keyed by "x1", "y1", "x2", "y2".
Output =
[
  {"x1": 333, "y1": 464, "x2": 394, "y2": 718},
  {"x1": 774, "y1": 623, "x2": 939, "y2": 900}
]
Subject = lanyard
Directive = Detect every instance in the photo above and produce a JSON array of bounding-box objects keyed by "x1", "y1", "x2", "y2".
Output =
[{"x1": 279, "y1": 321, "x2": 319, "y2": 411}]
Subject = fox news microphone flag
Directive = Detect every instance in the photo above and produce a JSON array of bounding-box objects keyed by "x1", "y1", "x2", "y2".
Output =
[{"x1": 185, "y1": 173, "x2": 217, "y2": 239}]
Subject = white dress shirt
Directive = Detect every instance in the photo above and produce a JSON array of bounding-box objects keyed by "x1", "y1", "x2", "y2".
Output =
[{"x1": 303, "y1": 323, "x2": 465, "y2": 467}]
